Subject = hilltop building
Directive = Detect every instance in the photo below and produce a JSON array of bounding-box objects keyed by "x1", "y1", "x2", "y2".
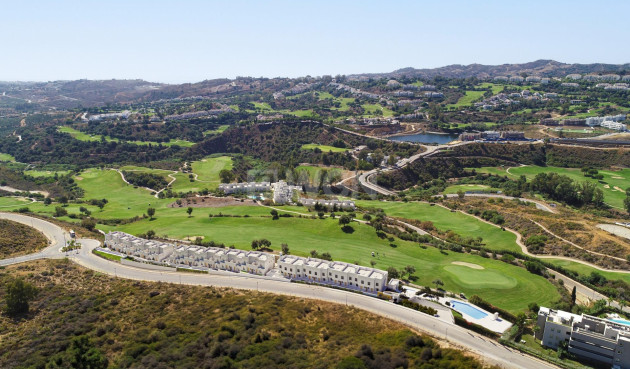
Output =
[{"x1": 300, "y1": 198, "x2": 356, "y2": 210}]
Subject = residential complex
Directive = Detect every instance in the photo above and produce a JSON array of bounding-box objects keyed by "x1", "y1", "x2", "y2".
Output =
[
  {"x1": 104, "y1": 231, "x2": 275, "y2": 275},
  {"x1": 537, "y1": 307, "x2": 630, "y2": 369},
  {"x1": 103, "y1": 231, "x2": 390, "y2": 294},
  {"x1": 218, "y1": 180, "x2": 302, "y2": 204},
  {"x1": 277, "y1": 254, "x2": 388, "y2": 293}
]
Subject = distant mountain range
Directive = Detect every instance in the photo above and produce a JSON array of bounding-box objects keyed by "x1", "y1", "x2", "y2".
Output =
[
  {"x1": 351, "y1": 59, "x2": 630, "y2": 79},
  {"x1": 1, "y1": 60, "x2": 629, "y2": 108}
]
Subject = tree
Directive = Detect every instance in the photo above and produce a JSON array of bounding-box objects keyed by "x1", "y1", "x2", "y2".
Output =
[
  {"x1": 5, "y1": 278, "x2": 38, "y2": 316},
  {"x1": 338, "y1": 214, "x2": 352, "y2": 226},
  {"x1": 43, "y1": 197, "x2": 52, "y2": 205},
  {"x1": 46, "y1": 335, "x2": 108, "y2": 369},
  {"x1": 219, "y1": 169, "x2": 234, "y2": 184},
  {"x1": 625, "y1": 188, "x2": 630, "y2": 214},
  {"x1": 457, "y1": 190, "x2": 465, "y2": 200},
  {"x1": 404, "y1": 265, "x2": 416, "y2": 279},
  {"x1": 281, "y1": 243, "x2": 289, "y2": 254},
  {"x1": 571, "y1": 286, "x2": 577, "y2": 307},
  {"x1": 80, "y1": 218, "x2": 96, "y2": 231},
  {"x1": 386, "y1": 266, "x2": 399, "y2": 279},
  {"x1": 432, "y1": 279, "x2": 444, "y2": 290},
  {"x1": 270, "y1": 209, "x2": 279, "y2": 220},
  {"x1": 515, "y1": 312, "x2": 527, "y2": 335},
  {"x1": 186, "y1": 207, "x2": 193, "y2": 217},
  {"x1": 53, "y1": 206, "x2": 68, "y2": 217},
  {"x1": 146, "y1": 230, "x2": 155, "y2": 239},
  {"x1": 147, "y1": 207, "x2": 156, "y2": 220}
]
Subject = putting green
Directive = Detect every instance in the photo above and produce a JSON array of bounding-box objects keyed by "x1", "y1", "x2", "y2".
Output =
[{"x1": 443, "y1": 265, "x2": 518, "y2": 289}]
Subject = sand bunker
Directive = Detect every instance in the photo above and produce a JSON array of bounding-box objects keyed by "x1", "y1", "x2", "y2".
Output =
[
  {"x1": 612, "y1": 176, "x2": 624, "y2": 179},
  {"x1": 75, "y1": 176, "x2": 83, "y2": 181},
  {"x1": 451, "y1": 261, "x2": 485, "y2": 270},
  {"x1": 603, "y1": 184, "x2": 610, "y2": 188},
  {"x1": 613, "y1": 186, "x2": 624, "y2": 192}
]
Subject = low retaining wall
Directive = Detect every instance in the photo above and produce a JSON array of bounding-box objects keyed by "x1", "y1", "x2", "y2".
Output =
[{"x1": 120, "y1": 258, "x2": 173, "y2": 271}]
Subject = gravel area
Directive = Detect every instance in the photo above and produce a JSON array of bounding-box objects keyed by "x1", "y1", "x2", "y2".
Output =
[{"x1": 597, "y1": 224, "x2": 630, "y2": 241}]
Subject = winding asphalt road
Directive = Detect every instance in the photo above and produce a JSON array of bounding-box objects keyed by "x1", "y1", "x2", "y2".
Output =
[{"x1": 0, "y1": 212, "x2": 559, "y2": 369}]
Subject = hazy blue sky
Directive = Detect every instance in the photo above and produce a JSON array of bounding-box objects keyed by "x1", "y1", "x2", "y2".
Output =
[{"x1": 2, "y1": 0, "x2": 629, "y2": 83}]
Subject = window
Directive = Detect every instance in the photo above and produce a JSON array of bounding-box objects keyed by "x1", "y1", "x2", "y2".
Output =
[
  {"x1": 341, "y1": 276, "x2": 344, "y2": 280},
  {"x1": 368, "y1": 282, "x2": 371, "y2": 286},
  {"x1": 309, "y1": 271, "x2": 311, "y2": 275},
  {"x1": 335, "y1": 275, "x2": 338, "y2": 278},
  {"x1": 355, "y1": 278, "x2": 358, "y2": 281},
  {"x1": 315, "y1": 272, "x2": 317, "y2": 276},
  {"x1": 361, "y1": 281, "x2": 364, "y2": 284},
  {"x1": 376, "y1": 283, "x2": 379, "y2": 287}
]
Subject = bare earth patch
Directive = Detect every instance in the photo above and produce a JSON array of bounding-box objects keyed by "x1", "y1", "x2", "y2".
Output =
[
  {"x1": 597, "y1": 224, "x2": 630, "y2": 241},
  {"x1": 169, "y1": 196, "x2": 259, "y2": 208},
  {"x1": 451, "y1": 261, "x2": 485, "y2": 270},
  {"x1": 75, "y1": 176, "x2": 84, "y2": 181}
]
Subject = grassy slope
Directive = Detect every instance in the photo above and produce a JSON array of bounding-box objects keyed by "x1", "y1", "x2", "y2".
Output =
[
  {"x1": 0, "y1": 197, "x2": 33, "y2": 208},
  {"x1": 0, "y1": 219, "x2": 48, "y2": 258},
  {"x1": 356, "y1": 200, "x2": 520, "y2": 253},
  {"x1": 545, "y1": 258, "x2": 630, "y2": 285},
  {"x1": 23, "y1": 170, "x2": 71, "y2": 178},
  {"x1": 106, "y1": 206, "x2": 559, "y2": 313},
  {"x1": 443, "y1": 184, "x2": 501, "y2": 194},
  {"x1": 0, "y1": 260, "x2": 492, "y2": 369},
  {"x1": 447, "y1": 90, "x2": 486, "y2": 108},
  {"x1": 58, "y1": 126, "x2": 194, "y2": 147},
  {"x1": 471, "y1": 166, "x2": 630, "y2": 208},
  {"x1": 171, "y1": 156, "x2": 233, "y2": 193},
  {"x1": 301, "y1": 144, "x2": 349, "y2": 153},
  {"x1": 0, "y1": 153, "x2": 16, "y2": 162}
]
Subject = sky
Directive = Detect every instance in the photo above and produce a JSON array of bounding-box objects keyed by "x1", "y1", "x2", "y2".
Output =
[{"x1": 1, "y1": 0, "x2": 629, "y2": 84}]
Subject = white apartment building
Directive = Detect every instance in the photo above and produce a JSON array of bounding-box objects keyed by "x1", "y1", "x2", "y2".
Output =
[
  {"x1": 218, "y1": 180, "x2": 301, "y2": 204},
  {"x1": 271, "y1": 180, "x2": 302, "y2": 204},
  {"x1": 601, "y1": 121, "x2": 627, "y2": 131},
  {"x1": 537, "y1": 307, "x2": 630, "y2": 369},
  {"x1": 585, "y1": 114, "x2": 626, "y2": 128},
  {"x1": 277, "y1": 255, "x2": 388, "y2": 293},
  {"x1": 105, "y1": 232, "x2": 275, "y2": 276},
  {"x1": 88, "y1": 111, "x2": 131, "y2": 121}
]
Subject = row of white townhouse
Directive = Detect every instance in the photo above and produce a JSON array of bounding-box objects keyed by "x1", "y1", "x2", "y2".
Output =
[
  {"x1": 300, "y1": 198, "x2": 356, "y2": 210},
  {"x1": 277, "y1": 255, "x2": 388, "y2": 293},
  {"x1": 104, "y1": 231, "x2": 274, "y2": 275}
]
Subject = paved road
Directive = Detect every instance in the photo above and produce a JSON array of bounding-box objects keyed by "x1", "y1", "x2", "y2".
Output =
[{"x1": 0, "y1": 212, "x2": 558, "y2": 369}]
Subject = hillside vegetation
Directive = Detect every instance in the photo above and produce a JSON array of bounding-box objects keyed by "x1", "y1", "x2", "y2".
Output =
[
  {"x1": 0, "y1": 219, "x2": 48, "y2": 258},
  {"x1": 0, "y1": 260, "x2": 496, "y2": 369}
]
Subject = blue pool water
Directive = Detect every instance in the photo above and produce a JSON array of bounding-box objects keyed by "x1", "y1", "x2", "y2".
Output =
[
  {"x1": 450, "y1": 301, "x2": 488, "y2": 320},
  {"x1": 610, "y1": 319, "x2": 630, "y2": 326}
]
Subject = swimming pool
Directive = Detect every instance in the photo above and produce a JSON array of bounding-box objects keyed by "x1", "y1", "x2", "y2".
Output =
[
  {"x1": 610, "y1": 319, "x2": 630, "y2": 326},
  {"x1": 450, "y1": 300, "x2": 488, "y2": 320}
]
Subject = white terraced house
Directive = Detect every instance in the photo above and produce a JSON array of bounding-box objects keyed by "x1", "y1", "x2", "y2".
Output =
[
  {"x1": 300, "y1": 198, "x2": 356, "y2": 210},
  {"x1": 105, "y1": 231, "x2": 174, "y2": 262},
  {"x1": 218, "y1": 182, "x2": 271, "y2": 194},
  {"x1": 277, "y1": 255, "x2": 388, "y2": 293},
  {"x1": 105, "y1": 232, "x2": 275, "y2": 275}
]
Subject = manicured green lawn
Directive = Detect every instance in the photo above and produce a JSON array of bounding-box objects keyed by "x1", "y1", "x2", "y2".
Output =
[
  {"x1": 104, "y1": 206, "x2": 558, "y2": 313},
  {"x1": 355, "y1": 200, "x2": 521, "y2": 252},
  {"x1": 73, "y1": 169, "x2": 172, "y2": 219},
  {"x1": 0, "y1": 153, "x2": 16, "y2": 162},
  {"x1": 361, "y1": 103, "x2": 395, "y2": 118},
  {"x1": 447, "y1": 90, "x2": 486, "y2": 108},
  {"x1": 58, "y1": 126, "x2": 194, "y2": 147},
  {"x1": 203, "y1": 124, "x2": 230, "y2": 136},
  {"x1": 545, "y1": 258, "x2": 630, "y2": 285},
  {"x1": 192, "y1": 156, "x2": 233, "y2": 183},
  {"x1": 470, "y1": 165, "x2": 630, "y2": 209},
  {"x1": 301, "y1": 144, "x2": 349, "y2": 153},
  {"x1": 24, "y1": 170, "x2": 71, "y2": 178},
  {"x1": 510, "y1": 166, "x2": 630, "y2": 209},
  {"x1": 169, "y1": 156, "x2": 232, "y2": 193},
  {"x1": 0, "y1": 197, "x2": 33, "y2": 208},
  {"x1": 295, "y1": 165, "x2": 343, "y2": 185},
  {"x1": 443, "y1": 184, "x2": 500, "y2": 194},
  {"x1": 93, "y1": 249, "x2": 122, "y2": 261},
  {"x1": 478, "y1": 83, "x2": 504, "y2": 95}
]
